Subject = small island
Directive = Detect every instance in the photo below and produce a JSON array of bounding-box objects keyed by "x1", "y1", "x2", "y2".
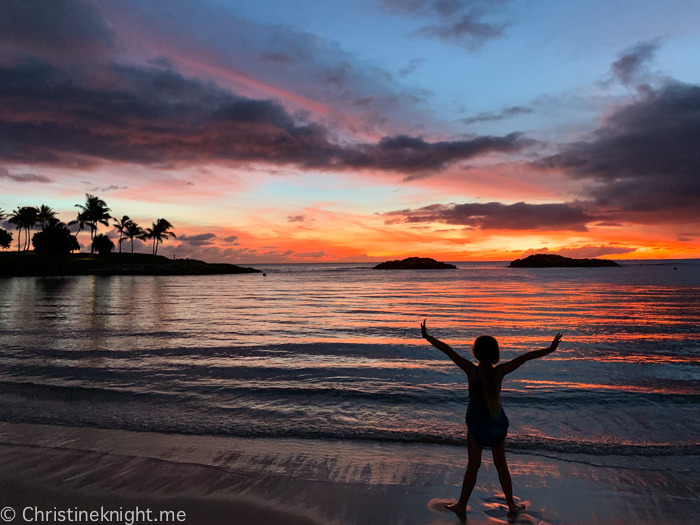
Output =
[
  {"x1": 509, "y1": 254, "x2": 620, "y2": 268},
  {"x1": 1, "y1": 195, "x2": 261, "y2": 277},
  {"x1": 374, "y1": 257, "x2": 457, "y2": 270},
  {"x1": 0, "y1": 252, "x2": 261, "y2": 277}
]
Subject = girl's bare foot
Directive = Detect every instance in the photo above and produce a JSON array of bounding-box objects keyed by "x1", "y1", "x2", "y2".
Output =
[
  {"x1": 444, "y1": 502, "x2": 467, "y2": 520},
  {"x1": 507, "y1": 502, "x2": 525, "y2": 517}
]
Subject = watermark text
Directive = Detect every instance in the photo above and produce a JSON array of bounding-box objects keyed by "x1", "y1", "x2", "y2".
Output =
[{"x1": 0, "y1": 506, "x2": 185, "y2": 524}]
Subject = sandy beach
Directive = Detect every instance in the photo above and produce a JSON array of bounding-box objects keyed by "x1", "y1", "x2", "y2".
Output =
[{"x1": 1, "y1": 422, "x2": 698, "y2": 525}]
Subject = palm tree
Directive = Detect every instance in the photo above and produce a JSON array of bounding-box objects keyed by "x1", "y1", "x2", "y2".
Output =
[
  {"x1": 0, "y1": 208, "x2": 6, "y2": 221},
  {"x1": 8, "y1": 208, "x2": 22, "y2": 251},
  {"x1": 144, "y1": 218, "x2": 176, "y2": 255},
  {"x1": 113, "y1": 215, "x2": 132, "y2": 255},
  {"x1": 21, "y1": 207, "x2": 39, "y2": 251},
  {"x1": 73, "y1": 194, "x2": 111, "y2": 254},
  {"x1": 8, "y1": 206, "x2": 39, "y2": 251},
  {"x1": 37, "y1": 205, "x2": 57, "y2": 230},
  {"x1": 123, "y1": 221, "x2": 145, "y2": 254},
  {"x1": 68, "y1": 212, "x2": 87, "y2": 249}
]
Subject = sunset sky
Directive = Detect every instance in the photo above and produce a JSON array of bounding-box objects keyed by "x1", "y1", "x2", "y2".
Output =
[{"x1": 1, "y1": 0, "x2": 699, "y2": 262}]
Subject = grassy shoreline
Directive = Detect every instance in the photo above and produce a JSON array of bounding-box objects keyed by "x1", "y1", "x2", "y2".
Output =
[{"x1": 0, "y1": 252, "x2": 260, "y2": 277}]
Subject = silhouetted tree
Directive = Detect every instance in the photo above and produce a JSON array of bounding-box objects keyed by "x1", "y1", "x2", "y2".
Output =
[
  {"x1": 0, "y1": 228, "x2": 12, "y2": 249},
  {"x1": 92, "y1": 234, "x2": 115, "y2": 256},
  {"x1": 7, "y1": 209, "x2": 20, "y2": 251},
  {"x1": 73, "y1": 194, "x2": 111, "y2": 254},
  {"x1": 8, "y1": 206, "x2": 38, "y2": 251},
  {"x1": 0, "y1": 209, "x2": 9, "y2": 249},
  {"x1": 32, "y1": 222, "x2": 80, "y2": 254},
  {"x1": 37, "y1": 205, "x2": 57, "y2": 231},
  {"x1": 144, "y1": 218, "x2": 176, "y2": 255},
  {"x1": 113, "y1": 215, "x2": 131, "y2": 255},
  {"x1": 123, "y1": 221, "x2": 145, "y2": 254}
]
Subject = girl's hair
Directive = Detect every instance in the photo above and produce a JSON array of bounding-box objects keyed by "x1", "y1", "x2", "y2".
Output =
[{"x1": 473, "y1": 335, "x2": 501, "y2": 416}]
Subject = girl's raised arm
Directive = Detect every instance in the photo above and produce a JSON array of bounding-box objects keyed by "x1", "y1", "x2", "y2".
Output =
[
  {"x1": 421, "y1": 320, "x2": 476, "y2": 379},
  {"x1": 497, "y1": 333, "x2": 563, "y2": 377}
]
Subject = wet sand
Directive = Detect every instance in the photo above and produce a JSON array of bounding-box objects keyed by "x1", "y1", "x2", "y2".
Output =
[{"x1": 0, "y1": 422, "x2": 698, "y2": 525}]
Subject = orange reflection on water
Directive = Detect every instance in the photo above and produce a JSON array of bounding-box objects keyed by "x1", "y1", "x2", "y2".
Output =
[
  {"x1": 160, "y1": 355, "x2": 452, "y2": 371},
  {"x1": 514, "y1": 379, "x2": 692, "y2": 395},
  {"x1": 556, "y1": 354, "x2": 699, "y2": 365}
]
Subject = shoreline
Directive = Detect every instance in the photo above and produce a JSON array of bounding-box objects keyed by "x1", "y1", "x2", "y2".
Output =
[
  {"x1": 1, "y1": 422, "x2": 698, "y2": 525},
  {"x1": 0, "y1": 252, "x2": 261, "y2": 277}
]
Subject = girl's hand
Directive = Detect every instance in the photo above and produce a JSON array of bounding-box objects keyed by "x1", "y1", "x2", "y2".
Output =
[
  {"x1": 421, "y1": 319, "x2": 429, "y2": 339},
  {"x1": 547, "y1": 333, "x2": 563, "y2": 353}
]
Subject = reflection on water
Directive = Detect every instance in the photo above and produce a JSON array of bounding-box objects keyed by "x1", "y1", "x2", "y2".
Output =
[
  {"x1": 0, "y1": 261, "x2": 698, "y2": 455},
  {"x1": 2, "y1": 262, "x2": 698, "y2": 351}
]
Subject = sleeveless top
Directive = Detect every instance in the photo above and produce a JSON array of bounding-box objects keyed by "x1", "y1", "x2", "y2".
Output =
[{"x1": 465, "y1": 380, "x2": 509, "y2": 447}]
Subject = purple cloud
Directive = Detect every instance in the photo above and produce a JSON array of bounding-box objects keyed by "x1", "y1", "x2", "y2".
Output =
[
  {"x1": 178, "y1": 233, "x2": 217, "y2": 246},
  {"x1": 532, "y1": 81, "x2": 700, "y2": 222},
  {"x1": 383, "y1": 201, "x2": 595, "y2": 231},
  {"x1": 0, "y1": 167, "x2": 52, "y2": 183}
]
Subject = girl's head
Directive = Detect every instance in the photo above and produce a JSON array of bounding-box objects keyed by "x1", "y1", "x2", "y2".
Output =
[
  {"x1": 473, "y1": 335, "x2": 502, "y2": 415},
  {"x1": 473, "y1": 335, "x2": 499, "y2": 365}
]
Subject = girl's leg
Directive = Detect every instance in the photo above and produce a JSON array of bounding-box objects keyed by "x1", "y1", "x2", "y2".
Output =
[
  {"x1": 446, "y1": 433, "x2": 482, "y2": 516},
  {"x1": 491, "y1": 440, "x2": 519, "y2": 513}
]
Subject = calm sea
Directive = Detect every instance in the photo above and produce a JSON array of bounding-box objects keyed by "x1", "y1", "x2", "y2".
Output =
[{"x1": 1, "y1": 260, "x2": 698, "y2": 459}]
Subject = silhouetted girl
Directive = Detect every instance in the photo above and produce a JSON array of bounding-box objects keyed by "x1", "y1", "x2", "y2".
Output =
[{"x1": 421, "y1": 319, "x2": 562, "y2": 518}]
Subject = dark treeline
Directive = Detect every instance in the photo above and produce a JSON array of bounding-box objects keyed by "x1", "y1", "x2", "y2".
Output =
[{"x1": 0, "y1": 194, "x2": 176, "y2": 256}]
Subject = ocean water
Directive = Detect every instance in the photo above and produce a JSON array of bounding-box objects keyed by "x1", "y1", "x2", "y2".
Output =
[{"x1": 0, "y1": 260, "x2": 699, "y2": 460}]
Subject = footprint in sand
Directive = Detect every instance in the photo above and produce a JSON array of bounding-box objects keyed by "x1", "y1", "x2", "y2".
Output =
[
  {"x1": 426, "y1": 498, "x2": 472, "y2": 523},
  {"x1": 482, "y1": 494, "x2": 547, "y2": 524}
]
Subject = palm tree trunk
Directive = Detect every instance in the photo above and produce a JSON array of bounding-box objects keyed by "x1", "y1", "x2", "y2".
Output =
[
  {"x1": 131, "y1": 237, "x2": 134, "y2": 254},
  {"x1": 17, "y1": 227, "x2": 21, "y2": 252},
  {"x1": 118, "y1": 232, "x2": 122, "y2": 255}
]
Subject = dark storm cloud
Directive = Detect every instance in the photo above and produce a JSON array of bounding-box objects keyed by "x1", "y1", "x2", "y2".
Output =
[
  {"x1": 0, "y1": 0, "x2": 114, "y2": 62},
  {"x1": 0, "y1": 167, "x2": 52, "y2": 183},
  {"x1": 532, "y1": 81, "x2": 700, "y2": 220},
  {"x1": 611, "y1": 42, "x2": 658, "y2": 85},
  {"x1": 383, "y1": 201, "x2": 595, "y2": 231},
  {"x1": 0, "y1": 60, "x2": 533, "y2": 173},
  {"x1": 458, "y1": 106, "x2": 532, "y2": 125},
  {"x1": 381, "y1": 0, "x2": 509, "y2": 49}
]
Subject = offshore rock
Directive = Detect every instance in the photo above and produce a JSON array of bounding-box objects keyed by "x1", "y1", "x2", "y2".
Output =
[
  {"x1": 374, "y1": 257, "x2": 457, "y2": 270},
  {"x1": 509, "y1": 254, "x2": 620, "y2": 268}
]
